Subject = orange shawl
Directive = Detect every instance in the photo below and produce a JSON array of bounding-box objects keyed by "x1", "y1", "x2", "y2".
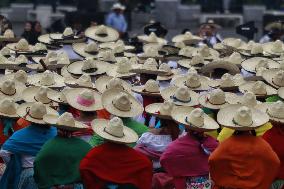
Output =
[{"x1": 209, "y1": 135, "x2": 280, "y2": 189}]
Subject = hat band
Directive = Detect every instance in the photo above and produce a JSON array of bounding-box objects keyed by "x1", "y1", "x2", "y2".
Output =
[
  {"x1": 24, "y1": 107, "x2": 43, "y2": 121},
  {"x1": 77, "y1": 96, "x2": 95, "y2": 107},
  {"x1": 232, "y1": 118, "x2": 253, "y2": 127},
  {"x1": 0, "y1": 88, "x2": 16, "y2": 96},
  {"x1": 103, "y1": 127, "x2": 125, "y2": 138},
  {"x1": 206, "y1": 96, "x2": 226, "y2": 105},
  {"x1": 171, "y1": 95, "x2": 191, "y2": 103},
  {"x1": 184, "y1": 81, "x2": 201, "y2": 89}
]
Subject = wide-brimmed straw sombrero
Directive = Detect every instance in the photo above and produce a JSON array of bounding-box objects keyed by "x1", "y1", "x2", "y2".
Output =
[
  {"x1": 222, "y1": 38, "x2": 246, "y2": 49},
  {"x1": 200, "y1": 59, "x2": 240, "y2": 76},
  {"x1": 0, "y1": 80, "x2": 26, "y2": 101},
  {"x1": 0, "y1": 47, "x2": 12, "y2": 57},
  {"x1": 102, "y1": 88, "x2": 143, "y2": 118},
  {"x1": 17, "y1": 102, "x2": 58, "y2": 124},
  {"x1": 132, "y1": 79, "x2": 161, "y2": 96},
  {"x1": 49, "y1": 27, "x2": 86, "y2": 44},
  {"x1": 47, "y1": 88, "x2": 69, "y2": 104},
  {"x1": 256, "y1": 101, "x2": 284, "y2": 123},
  {"x1": 177, "y1": 55, "x2": 209, "y2": 69},
  {"x1": 28, "y1": 70, "x2": 65, "y2": 88},
  {"x1": 139, "y1": 46, "x2": 164, "y2": 60},
  {"x1": 161, "y1": 86, "x2": 199, "y2": 106},
  {"x1": 0, "y1": 29, "x2": 19, "y2": 42},
  {"x1": 239, "y1": 81, "x2": 277, "y2": 97},
  {"x1": 145, "y1": 101, "x2": 175, "y2": 120},
  {"x1": 99, "y1": 40, "x2": 135, "y2": 51},
  {"x1": 43, "y1": 112, "x2": 89, "y2": 131},
  {"x1": 278, "y1": 87, "x2": 284, "y2": 100},
  {"x1": 85, "y1": 25, "x2": 119, "y2": 42},
  {"x1": 130, "y1": 58, "x2": 168, "y2": 75},
  {"x1": 95, "y1": 75, "x2": 132, "y2": 94},
  {"x1": 263, "y1": 40, "x2": 284, "y2": 55},
  {"x1": 191, "y1": 45, "x2": 219, "y2": 60},
  {"x1": 209, "y1": 73, "x2": 245, "y2": 91},
  {"x1": 198, "y1": 89, "x2": 238, "y2": 110},
  {"x1": 22, "y1": 86, "x2": 57, "y2": 104},
  {"x1": 65, "y1": 88, "x2": 102, "y2": 112},
  {"x1": 65, "y1": 74, "x2": 95, "y2": 89},
  {"x1": 172, "y1": 73, "x2": 211, "y2": 91},
  {"x1": 217, "y1": 104, "x2": 269, "y2": 131},
  {"x1": 0, "y1": 98, "x2": 19, "y2": 118},
  {"x1": 106, "y1": 57, "x2": 137, "y2": 78},
  {"x1": 235, "y1": 92, "x2": 261, "y2": 108},
  {"x1": 172, "y1": 31, "x2": 202, "y2": 45},
  {"x1": 241, "y1": 57, "x2": 279, "y2": 73},
  {"x1": 224, "y1": 52, "x2": 245, "y2": 66},
  {"x1": 72, "y1": 42, "x2": 99, "y2": 58},
  {"x1": 138, "y1": 32, "x2": 167, "y2": 44},
  {"x1": 262, "y1": 69, "x2": 284, "y2": 89},
  {"x1": 1, "y1": 70, "x2": 28, "y2": 85},
  {"x1": 157, "y1": 63, "x2": 180, "y2": 81},
  {"x1": 171, "y1": 106, "x2": 219, "y2": 132},
  {"x1": 6, "y1": 38, "x2": 33, "y2": 52},
  {"x1": 67, "y1": 59, "x2": 108, "y2": 76},
  {"x1": 92, "y1": 117, "x2": 138, "y2": 144}
]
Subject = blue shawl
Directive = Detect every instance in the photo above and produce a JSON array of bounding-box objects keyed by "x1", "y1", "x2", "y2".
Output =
[{"x1": 0, "y1": 124, "x2": 57, "y2": 189}]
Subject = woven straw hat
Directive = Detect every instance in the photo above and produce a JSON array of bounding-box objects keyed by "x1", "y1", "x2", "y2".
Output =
[
  {"x1": 222, "y1": 38, "x2": 246, "y2": 49},
  {"x1": 157, "y1": 63, "x2": 180, "y2": 81},
  {"x1": 47, "y1": 88, "x2": 69, "y2": 104},
  {"x1": 0, "y1": 47, "x2": 12, "y2": 57},
  {"x1": 0, "y1": 98, "x2": 19, "y2": 118},
  {"x1": 200, "y1": 59, "x2": 240, "y2": 76},
  {"x1": 92, "y1": 117, "x2": 138, "y2": 144},
  {"x1": 130, "y1": 58, "x2": 168, "y2": 75},
  {"x1": 256, "y1": 101, "x2": 284, "y2": 123},
  {"x1": 99, "y1": 40, "x2": 135, "y2": 51},
  {"x1": 1, "y1": 70, "x2": 28, "y2": 84},
  {"x1": 43, "y1": 112, "x2": 89, "y2": 131},
  {"x1": 263, "y1": 40, "x2": 284, "y2": 55},
  {"x1": 237, "y1": 92, "x2": 261, "y2": 108},
  {"x1": 178, "y1": 46, "x2": 194, "y2": 58},
  {"x1": 97, "y1": 49, "x2": 117, "y2": 63},
  {"x1": 173, "y1": 73, "x2": 211, "y2": 91},
  {"x1": 85, "y1": 25, "x2": 119, "y2": 42},
  {"x1": 22, "y1": 86, "x2": 54, "y2": 104},
  {"x1": 217, "y1": 104, "x2": 269, "y2": 131},
  {"x1": 0, "y1": 80, "x2": 26, "y2": 101},
  {"x1": 65, "y1": 74, "x2": 95, "y2": 89},
  {"x1": 95, "y1": 75, "x2": 132, "y2": 94},
  {"x1": 65, "y1": 88, "x2": 102, "y2": 112},
  {"x1": 241, "y1": 57, "x2": 279, "y2": 73},
  {"x1": 145, "y1": 101, "x2": 175, "y2": 120},
  {"x1": 7, "y1": 38, "x2": 33, "y2": 52},
  {"x1": 278, "y1": 87, "x2": 284, "y2": 100},
  {"x1": 0, "y1": 29, "x2": 18, "y2": 42},
  {"x1": 161, "y1": 86, "x2": 199, "y2": 106},
  {"x1": 17, "y1": 102, "x2": 58, "y2": 124},
  {"x1": 138, "y1": 32, "x2": 167, "y2": 44},
  {"x1": 198, "y1": 88, "x2": 238, "y2": 110},
  {"x1": 107, "y1": 57, "x2": 137, "y2": 78},
  {"x1": 172, "y1": 31, "x2": 202, "y2": 45},
  {"x1": 262, "y1": 69, "x2": 284, "y2": 89},
  {"x1": 132, "y1": 79, "x2": 160, "y2": 96},
  {"x1": 209, "y1": 73, "x2": 245, "y2": 91},
  {"x1": 49, "y1": 27, "x2": 85, "y2": 43},
  {"x1": 224, "y1": 52, "x2": 244, "y2": 66},
  {"x1": 239, "y1": 81, "x2": 277, "y2": 97},
  {"x1": 177, "y1": 55, "x2": 209, "y2": 69},
  {"x1": 139, "y1": 46, "x2": 163, "y2": 59},
  {"x1": 171, "y1": 106, "x2": 219, "y2": 132},
  {"x1": 102, "y1": 88, "x2": 143, "y2": 118},
  {"x1": 192, "y1": 45, "x2": 219, "y2": 60},
  {"x1": 72, "y1": 42, "x2": 99, "y2": 58},
  {"x1": 28, "y1": 70, "x2": 65, "y2": 88},
  {"x1": 67, "y1": 59, "x2": 108, "y2": 76}
]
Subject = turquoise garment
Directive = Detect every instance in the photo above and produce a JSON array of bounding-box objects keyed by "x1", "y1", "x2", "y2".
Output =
[{"x1": 3, "y1": 118, "x2": 15, "y2": 136}]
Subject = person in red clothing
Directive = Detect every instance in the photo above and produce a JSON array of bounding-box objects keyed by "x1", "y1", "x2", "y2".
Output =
[{"x1": 80, "y1": 117, "x2": 153, "y2": 189}]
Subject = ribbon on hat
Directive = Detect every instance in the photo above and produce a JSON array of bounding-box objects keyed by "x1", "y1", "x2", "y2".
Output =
[{"x1": 76, "y1": 96, "x2": 95, "y2": 107}]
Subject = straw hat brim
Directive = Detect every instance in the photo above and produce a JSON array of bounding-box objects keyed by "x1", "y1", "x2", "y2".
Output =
[
  {"x1": 65, "y1": 88, "x2": 102, "y2": 112},
  {"x1": 172, "y1": 35, "x2": 202, "y2": 45},
  {"x1": 0, "y1": 37, "x2": 19, "y2": 42},
  {"x1": 92, "y1": 119, "x2": 138, "y2": 144},
  {"x1": 0, "y1": 82, "x2": 26, "y2": 102},
  {"x1": 64, "y1": 78, "x2": 96, "y2": 90},
  {"x1": 157, "y1": 69, "x2": 179, "y2": 81},
  {"x1": 239, "y1": 81, "x2": 277, "y2": 97},
  {"x1": 137, "y1": 35, "x2": 167, "y2": 44},
  {"x1": 43, "y1": 114, "x2": 89, "y2": 131},
  {"x1": 102, "y1": 89, "x2": 143, "y2": 118},
  {"x1": 22, "y1": 86, "x2": 55, "y2": 104},
  {"x1": 171, "y1": 106, "x2": 219, "y2": 131},
  {"x1": 106, "y1": 66, "x2": 137, "y2": 78},
  {"x1": 6, "y1": 43, "x2": 33, "y2": 52},
  {"x1": 198, "y1": 92, "x2": 239, "y2": 110},
  {"x1": 241, "y1": 57, "x2": 279, "y2": 73},
  {"x1": 0, "y1": 73, "x2": 28, "y2": 85},
  {"x1": 173, "y1": 75, "x2": 211, "y2": 91},
  {"x1": 85, "y1": 26, "x2": 119, "y2": 42},
  {"x1": 47, "y1": 90, "x2": 68, "y2": 104},
  {"x1": 263, "y1": 42, "x2": 284, "y2": 55},
  {"x1": 222, "y1": 38, "x2": 246, "y2": 49},
  {"x1": 191, "y1": 48, "x2": 220, "y2": 60},
  {"x1": 177, "y1": 59, "x2": 209, "y2": 69},
  {"x1": 160, "y1": 86, "x2": 199, "y2": 106},
  {"x1": 278, "y1": 87, "x2": 284, "y2": 99},
  {"x1": 95, "y1": 75, "x2": 132, "y2": 94},
  {"x1": 17, "y1": 102, "x2": 58, "y2": 124},
  {"x1": 132, "y1": 86, "x2": 160, "y2": 97},
  {"x1": 255, "y1": 102, "x2": 284, "y2": 123},
  {"x1": 217, "y1": 104, "x2": 269, "y2": 130},
  {"x1": 100, "y1": 42, "x2": 135, "y2": 51},
  {"x1": 67, "y1": 60, "x2": 109, "y2": 76},
  {"x1": 38, "y1": 34, "x2": 51, "y2": 44},
  {"x1": 61, "y1": 66, "x2": 76, "y2": 80},
  {"x1": 49, "y1": 33, "x2": 86, "y2": 44},
  {"x1": 209, "y1": 76, "x2": 245, "y2": 89},
  {"x1": 130, "y1": 64, "x2": 168, "y2": 75},
  {"x1": 143, "y1": 43, "x2": 163, "y2": 53},
  {"x1": 200, "y1": 61, "x2": 240, "y2": 75},
  {"x1": 145, "y1": 103, "x2": 173, "y2": 120},
  {"x1": 262, "y1": 69, "x2": 284, "y2": 89},
  {"x1": 72, "y1": 43, "x2": 98, "y2": 58},
  {"x1": 0, "y1": 103, "x2": 19, "y2": 118},
  {"x1": 28, "y1": 73, "x2": 66, "y2": 88}
]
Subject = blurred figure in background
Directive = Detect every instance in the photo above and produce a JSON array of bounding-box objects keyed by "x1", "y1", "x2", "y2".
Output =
[
  {"x1": 33, "y1": 21, "x2": 42, "y2": 43},
  {"x1": 21, "y1": 21, "x2": 35, "y2": 44},
  {"x1": 198, "y1": 20, "x2": 222, "y2": 47},
  {"x1": 106, "y1": 3, "x2": 128, "y2": 39},
  {"x1": 0, "y1": 15, "x2": 12, "y2": 35},
  {"x1": 260, "y1": 21, "x2": 284, "y2": 43}
]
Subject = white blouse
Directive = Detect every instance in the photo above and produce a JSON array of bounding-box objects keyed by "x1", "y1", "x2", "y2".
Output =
[
  {"x1": 0, "y1": 150, "x2": 35, "y2": 168},
  {"x1": 137, "y1": 132, "x2": 172, "y2": 152}
]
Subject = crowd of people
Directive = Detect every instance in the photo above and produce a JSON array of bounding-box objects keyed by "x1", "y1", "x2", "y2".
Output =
[{"x1": 0, "y1": 2, "x2": 283, "y2": 189}]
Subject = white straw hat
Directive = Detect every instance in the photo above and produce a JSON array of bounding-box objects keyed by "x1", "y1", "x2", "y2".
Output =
[
  {"x1": 278, "y1": 87, "x2": 284, "y2": 100},
  {"x1": 139, "y1": 46, "x2": 163, "y2": 59},
  {"x1": 72, "y1": 42, "x2": 99, "y2": 58},
  {"x1": 263, "y1": 40, "x2": 284, "y2": 55},
  {"x1": 132, "y1": 79, "x2": 160, "y2": 96},
  {"x1": 67, "y1": 59, "x2": 108, "y2": 76},
  {"x1": 85, "y1": 25, "x2": 119, "y2": 42},
  {"x1": 28, "y1": 70, "x2": 65, "y2": 88},
  {"x1": 7, "y1": 38, "x2": 32, "y2": 52},
  {"x1": 102, "y1": 88, "x2": 143, "y2": 118},
  {"x1": 209, "y1": 73, "x2": 245, "y2": 90},
  {"x1": 145, "y1": 101, "x2": 175, "y2": 120},
  {"x1": 106, "y1": 57, "x2": 137, "y2": 78},
  {"x1": 178, "y1": 46, "x2": 194, "y2": 58},
  {"x1": 222, "y1": 38, "x2": 246, "y2": 49},
  {"x1": 237, "y1": 92, "x2": 260, "y2": 108},
  {"x1": 130, "y1": 58, "x2": 168, "y2": 75},
  {"x1": 64, "y1": 74, "x2": 95, "y2": 89},
  {"x1": 138, "y1": 32, "x2": 167, "y2": 44},
  {"x1": 224, "y1": 52, "x2": 244, "y2": 66},
  {"x1": 262, "y1": 69, "x2": 284, "y2": 89},
  {"x1": 241, "y1": 57, "x2": 279, "y2": 73},
  {"x1": 171, "y1": 106, "x2": 219, "y2": 131},
  {"x1": 172, "y1": 31, "x2": 203, "y2": 45},
  {"x1": 256, "y1": 101, "x2": 284, "y2": 123},
  {"x1": 239, "y1": 81, "x2": 277, "y2": 97},
  {"x1": 217, "y1": 104, "x2": 269, "y2": 131},
  {"x1": 47, "y1": 88, "x2": 69, "y2": 104},
  {"x1": 192, "y1": 45, "x2": 219, "y2": 60},
  {"x1": 65, "y1": 88, "x2": 102, "y2": 112},
  {"x1": 1, "y1": 70, "x2": 28, "y2": 84},
  {"x1": 200, "y1": 59, "x2": 240, "y2": 76},
  {"x1": 17, "y1": 102, "x2": 58, "y2": 124},
  {"x1": 0, "y1": 98, "x2": 19, "y2": 118},
  {"x1": 173, "y1": 73, "x2": 211, "y2": 91},
  {"x1": 157, "y1": 63, "x2": 180, "y2": 81},
  {"x1": 0, "y1": 80, "x2": 26, "y2": 101},
  {"x1": 43, "y1": 112, "x2": 89, "y2": 131},
  {"x1": 161, "y1": 86, "x2": 199, "y2": 106},
  {"x1": 92, "y1": 117, "x2": 138, "y2": 144},
  {"x1": 22, "y1": 86, "x2": 56, "y2": 104},
  {"x1": 95, "y1": 75, "x2": 132, "y2": 94}
]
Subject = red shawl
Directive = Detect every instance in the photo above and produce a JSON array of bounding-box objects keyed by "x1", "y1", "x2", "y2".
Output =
[
  {"x1": 209, "y1": 135, "x2": 280, "y2": 189},
  {"x1": 80, "y1": 142, "x2": 153, "y2": 189},
  {"x1": 263, "y1": 126, "x2": 284, "y2": 179}
]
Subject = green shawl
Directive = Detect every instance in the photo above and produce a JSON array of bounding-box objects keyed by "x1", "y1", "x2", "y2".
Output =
[
  {"x1": 33, "y1": 136, "x2": 92, "y2": 189},
  {"x1": 89, "y1": 118, "x2": 149, "y2": 147}
]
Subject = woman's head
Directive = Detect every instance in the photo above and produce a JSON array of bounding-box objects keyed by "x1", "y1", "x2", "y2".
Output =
[
  {"x1": 34, "y1": 21, "x2": 42, "y2": 33},
  {"x1": 159, "y1": 119, "x2": 180, "y2": 140},
  {"x1": 24, "y1": 21, "x2": 32, "y2": 32}
]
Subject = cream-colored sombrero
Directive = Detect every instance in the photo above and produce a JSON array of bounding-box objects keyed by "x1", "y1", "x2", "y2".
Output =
[
  {"x1": 99, "y1": 40, "x2": 135, "y2": 51},
  {"x1": 241, "y1": 57, "x2": 279, "y2": 73},
  {"x1": 256, "y1": 101, "x2": 284, "y2": 123},
  {"x1": 172, "y1": 73, "x2": 211, "y2": 91},
  {"x1": 262, "y1": 69, "x2": 284, "y2": 89},
  {"x1": 213, "y1": 42, "x2": 226, "y2": 50},
  {"x1": 239, "y1": 81, "x2": 277, "y2": 97},
  {"x1": 0, "y1": 47, "x2": 12, "y2": 57},
  {"x1": 177, "y1": 55, "x2": 209, "y2": 69},
  {"x1": 106, "y1": 57, "x2": 137, "y2": 78},
  {"x1": 130, "y1": 58, "x2": 168, "y2": 75},
  {"x1": 132, "y1": 79, "x2": 160, "y2": 96},
  {"x1": 85, "y1": 25, "x2": 119, "y2": 42},
  {"x1": 0, "y1": 80, "x2": 26, "y2": 101},
  {"x1": 28, "y1": 70, "x2": 65, "y2": 88},
  {"x1": 278, "y1": 87, "x2": 284, "y2": 100},
  {"x1": 172, "y1": 31, "x2": 202, "y2": 45},
  {"x1": 0, "y1": 29, "x2": 19, "y2": 42},
  {"x1": 0, "y1": 99, "x2": 19, "y2": 118},
  {"x1": 263, "y1": 40, "x2": 284, "y2": 55},
  {"x1": 200, "y1": 59, "x2": 240, "y2": 76},
  {"x1": 145, "y1": 101, "x2": 175, "y2": 120},
  {"x1": 217, "y1": 104, "x2": 269, "y2": 131},
  {"x1": 65, "y1": 88, "x2": 102, "y2": 112},
  {"x1": 157, "y1": 63, "x2": 180, "y2": 81},
  {"x1": 65, "y1": 74, "x2": 95, "y2": 89},
  {"x1": 161, "y1": 86, "x2": 199, "y2": 106},
  {"x1": 22, "y1": 86, "x2": 56, "y2": 104},
  {"x1": 72, "y1": 42, "x2": 99, "y2": 58},
  {"x1": 6, "y1": 38, "x2": 33, "y2": 52},
  {"x1": 178, "y1": 46, "x2": 194, "y2": 58},
  {"x1": 97, "y1": 49, "x2": 117, "y2": 63},
  {"x1": 138, "y1": 32, "x2": 167, "y2": 44},
  {"x1": 102, "y1": 88, "x2": 143, "y2": 118},
  {"x1": 92, "y1": 117, "x2": 138, "y2": 144},
  {"x1": 224, "y1": 52, "x2": 245, "y2": 66},
  {"x1": 95, "y1": 75, "x2": 132, "y2": 94},
  {"x1": 198, "y1": 88, "x2": 238, "y2": 110},
  {"x1": 43, "y1": 112, "x2": 89, "y2": 131},
  {"x1": 171, "y1": 106, "x2": 219, "y2": 132},
  {"x1": 0, "y1": 70, "x2": 28, "y2": 84},
  {"x1": 139, "y1": 46, "x2": 163, "y2": 59},
  {"x1": 61, "y1": 66, "x2": 76, "y2": 80},
  {"x1": 49, "y1": 27, "x2": 85, "y2": 43},
  {"x1": 17, "y1": 102, "x2": 58, "y2": 124},
  {"x1": 38, "y1": 34, "x2": 52, "y2": 44},
  {"x1": 222, "y1": 38, "x2": 246, "y2": 49},
  {"x1": 191, "y1": 45, "x2": 219, "y2": 60},
  {"x1": 209, "y1": 73, "x2": 245, "y2": 91},
  {"x1": 47, "y1": 88, "x2": 69, "y2": 104},
  {"x1": 67, "y1": 59, "x2": 108, "y2": 76},
  {"x1": 236, "y1": 92, "x2": 261, "y2": 108}
]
